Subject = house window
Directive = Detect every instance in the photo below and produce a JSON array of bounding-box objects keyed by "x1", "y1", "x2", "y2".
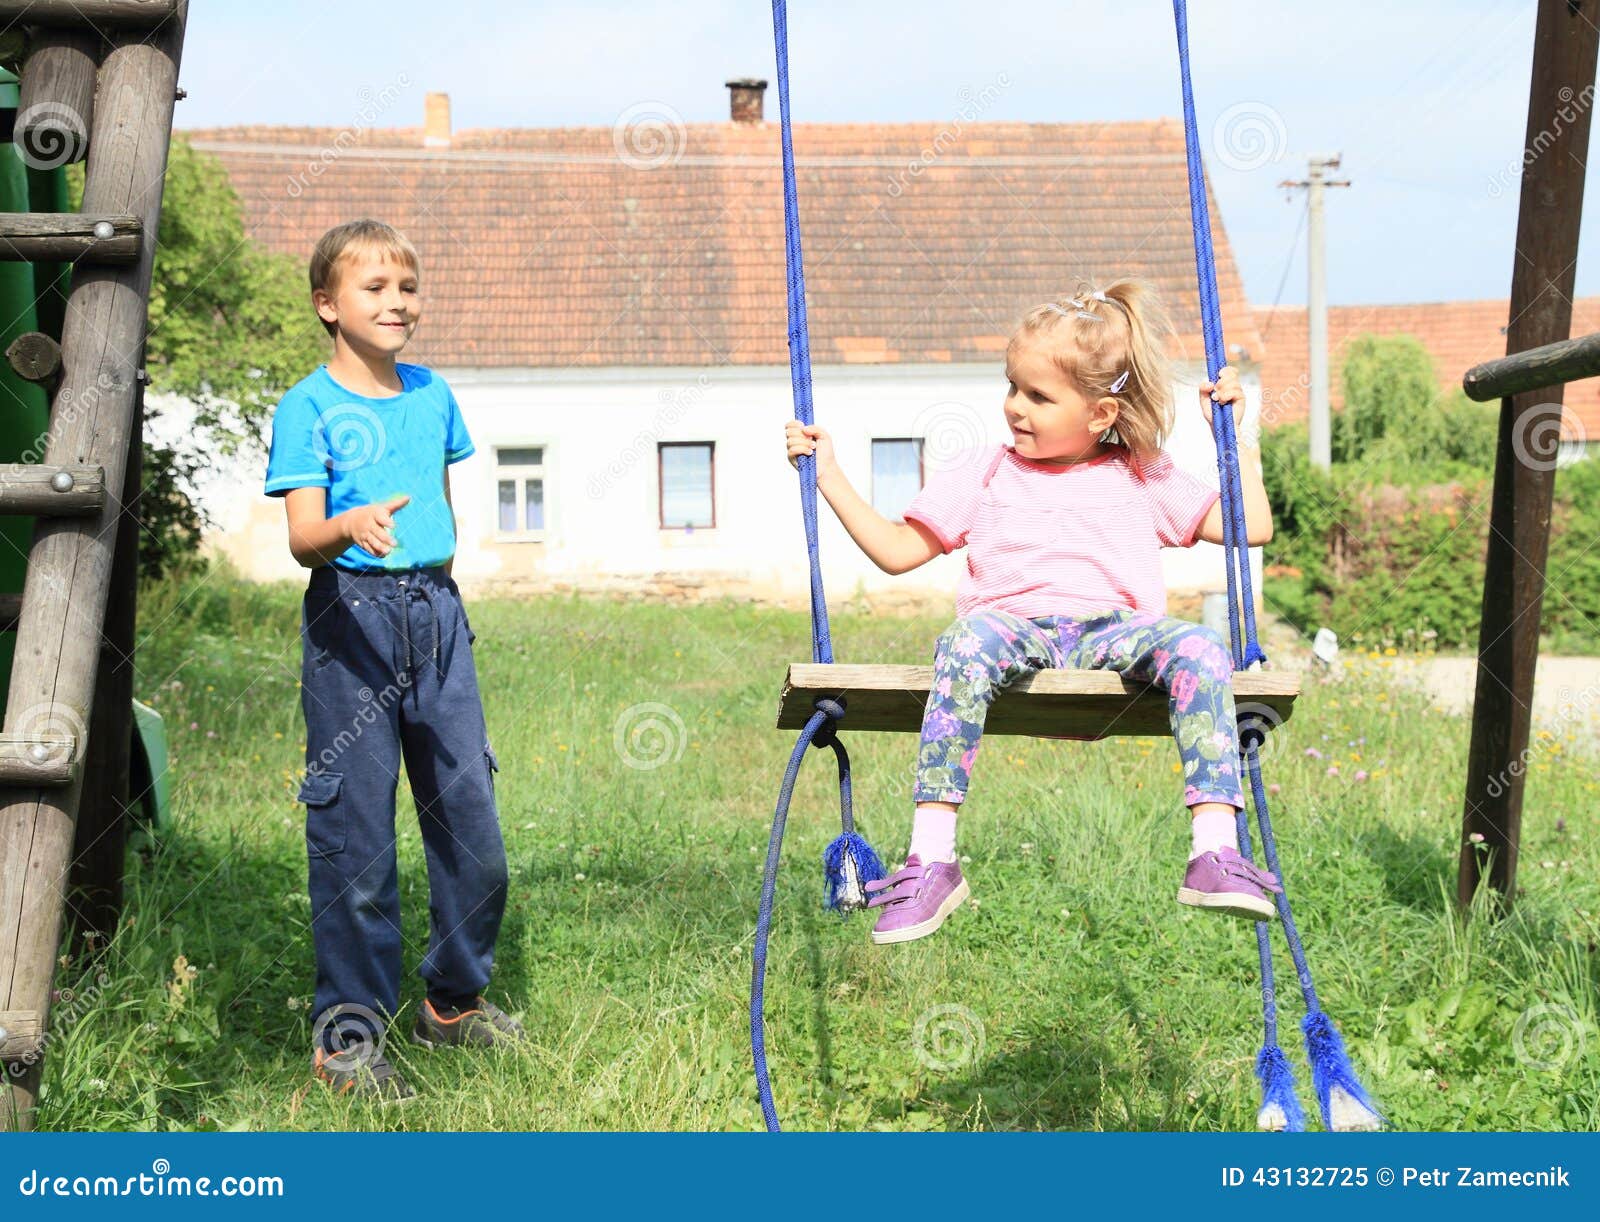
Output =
[
  {"x1": 495, "y1": 446, "x2": 546, "y2": 536},
  {"x1": 871, "y1": 438, "x2": 924, "y2": 519},
  {"x1": 659, "y1": 442, "x2": 715, "y2": 529}
]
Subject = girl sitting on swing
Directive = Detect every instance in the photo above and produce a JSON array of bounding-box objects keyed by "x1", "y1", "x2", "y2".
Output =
[{"x1": 783, "y1": 279, "x2": 1277, "y2": 945}]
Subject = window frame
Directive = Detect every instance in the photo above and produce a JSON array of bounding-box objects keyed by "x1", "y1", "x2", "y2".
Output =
[
  {"x1": 492, "y1": 444, "x2": 549, "y2": 542},
  {"x1": 657, "y1": 441, "x2": 717, "y2": 531},
  {"x1": 869, "y1": 436, "x2": 926, "y2": 522}
]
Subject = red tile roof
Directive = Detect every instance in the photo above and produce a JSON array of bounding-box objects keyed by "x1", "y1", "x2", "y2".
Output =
[
  {"x1": 1254, "y1": 299, "x2": 1600, "y2": 440},
  {"x1": 185, "y1": 119, "x2": 1261, "y2": 369}
]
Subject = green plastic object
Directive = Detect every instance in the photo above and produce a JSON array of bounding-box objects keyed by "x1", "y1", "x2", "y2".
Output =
[
  {"x1": 0, "y1": 70, "x2": 55, "y2": 715},
  {"x1": 130, "y1": 699, "x2": 171, "y2": 837}
]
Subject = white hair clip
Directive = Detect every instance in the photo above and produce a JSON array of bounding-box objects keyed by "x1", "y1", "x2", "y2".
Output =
[
  {"x1": 1109, "y1": 370, "x2": 1131, "y2": 393},
  {"x1": 1045, "y1": 300, "x2": 1102, "y2": 322},
  {"x1": 1067, "y1": 297, "x2": 1101, "y2": 321}
]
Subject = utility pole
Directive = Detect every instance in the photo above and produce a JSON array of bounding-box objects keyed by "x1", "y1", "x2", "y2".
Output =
[{"x1": 1280, "y1": 156, "x2": 1350, "y2": 469}]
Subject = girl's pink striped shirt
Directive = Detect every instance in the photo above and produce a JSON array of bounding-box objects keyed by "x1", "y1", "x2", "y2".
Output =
[{"x1": 902, "y1": 444, "x2": 1218, "y2": 620}]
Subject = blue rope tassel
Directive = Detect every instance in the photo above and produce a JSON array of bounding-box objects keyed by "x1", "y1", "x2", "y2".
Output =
[
  {"x1": 751, "y1": 0, "x2": 885, "y2": 1133},
  {"x1": 1256, "y1": 1046, "x2": 1306, "y2": 1134},
  {"x1": 823, "y1": 831, "x2": 885, "y2": 913},
  {"x1": 1173, "y1": 0, "x2": 1379, "y2": 1130},
  {"x1": 1302, "y1": 1011, "x2": 1383, "y2": 1131},
  {"x1": 814, "y1": 698, "x2": 885, "y2": 912}
]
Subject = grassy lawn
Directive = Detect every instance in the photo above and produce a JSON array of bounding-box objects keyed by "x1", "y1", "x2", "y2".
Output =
[{"x1": 30, "y1": 570, "x2": 1600, "y2": 1131}]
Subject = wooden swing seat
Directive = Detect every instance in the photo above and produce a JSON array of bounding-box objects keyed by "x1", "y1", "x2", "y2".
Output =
[{"x1": 776, "y1": 663, "x2": 1300, "y2": 740}]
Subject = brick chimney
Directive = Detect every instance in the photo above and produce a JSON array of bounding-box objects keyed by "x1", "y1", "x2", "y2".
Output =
[
  {"x1": 726, "y1": 78, "x2": 767, "y2": 125},
  {"x1": 424, "y1": 92, "x2": 451, "y2": 148}
]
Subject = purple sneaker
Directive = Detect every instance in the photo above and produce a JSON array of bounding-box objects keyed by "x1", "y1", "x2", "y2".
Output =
[
  {"x1": 865, "y1": 854, "x2": 970, "y2": 945},
  {"x1": 1177, "y1": 846, "x2": 1283, "y2": 921}
]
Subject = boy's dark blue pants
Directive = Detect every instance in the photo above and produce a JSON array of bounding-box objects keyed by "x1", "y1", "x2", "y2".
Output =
[{"x1": 297, "y1": 564, "x2": 507, "y2": 1044}]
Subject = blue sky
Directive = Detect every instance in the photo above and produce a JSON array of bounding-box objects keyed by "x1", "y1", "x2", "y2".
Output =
[{"x1": 178, "y1": 0, "x2": 1593, "y2": 309}]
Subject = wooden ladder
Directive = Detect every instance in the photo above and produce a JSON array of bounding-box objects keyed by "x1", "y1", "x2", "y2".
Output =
[{"x1": 0, "y1": 0, "x2": 187, "y2": 1132}]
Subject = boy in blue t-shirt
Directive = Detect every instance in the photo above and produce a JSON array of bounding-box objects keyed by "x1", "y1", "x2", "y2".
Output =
[{"x1": 265, "y1": 219, "x2": 522, "y2": 1101}]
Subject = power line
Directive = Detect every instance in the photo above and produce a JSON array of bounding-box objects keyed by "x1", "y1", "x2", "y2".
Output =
[{"x1": 1259, "y1": 197, "x2": 1308, "y2": 345}]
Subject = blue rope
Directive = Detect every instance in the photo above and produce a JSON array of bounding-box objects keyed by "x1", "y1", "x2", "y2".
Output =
[
  {"x1": 1173, "y1": 0, "x2": 1378, "y2": 1129},
  {"x1": 750, "y1": 0, "x2": 884, "y2": 1133},
  {"x1": 752, "y1": 0, "x2": 1377, "y2": 1137},
  {"x1": 774, "y1": 0, "x2": 833, "y2": 668},
  {"x1": 751, "y1": 708, "x2": 854, "y2": 1131}
]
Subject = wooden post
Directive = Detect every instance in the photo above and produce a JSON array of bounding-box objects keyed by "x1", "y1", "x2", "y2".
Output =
[
  {"x1": 0, "y1": 2, "x2": 185, "y2": 1132},
  {"x1": 1463, "y1": 330, "x2": 1600, "y2": 402},
  {"x1": 15, "y1": 29, "x2": 99, "y2": 170},
  {"x1": 0, "y1": 1, "x2": 176, "y2": 26},
  {"x1": 69, "y1": 380, "x2": 140, "y2": 945},
  {"x1": 1459, "y1": 0, "x2": 1600, "y2": 913}
]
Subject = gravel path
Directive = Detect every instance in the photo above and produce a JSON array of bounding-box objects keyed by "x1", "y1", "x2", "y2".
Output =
[{"x1": 1390, "y1": 655, "x2": 1600, "y2": 743}]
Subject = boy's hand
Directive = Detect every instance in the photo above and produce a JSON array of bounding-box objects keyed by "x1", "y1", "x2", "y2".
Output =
[
  {"x1": 785, "y1": 420, "x2": 840, "y2": 481},
  {"x1": 1198, "y1": 365, "x2": 1245, "y2": 428},
  {"x1": 345, "y1": 493, "x2": 410, "y2": 557}
]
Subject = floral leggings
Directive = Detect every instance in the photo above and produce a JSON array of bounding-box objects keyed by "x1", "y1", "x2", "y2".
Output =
[{"x1": 915, "y1": 608, "x2": 1245, "y2": 809}]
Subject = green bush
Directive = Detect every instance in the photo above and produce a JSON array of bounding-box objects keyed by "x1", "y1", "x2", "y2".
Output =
[
  {"x1": 1547, "y1": 459, "x2": 1600, "y2": 651},
  {"x1": 1261, "y1": 335, "x2": 1596, "y2": 652},
  {"x1": 1333, "y1": 334, "x2": 1438, "y2": 464}
]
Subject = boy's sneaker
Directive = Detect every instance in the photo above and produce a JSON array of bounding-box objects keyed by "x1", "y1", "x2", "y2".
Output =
[
  {"x1": 412, "y1": 997, "x2": 527, "y2": 1049},
  {"x1": 311, "y1": 1046, "x2": 415, "y2": 1103},
  {"x1": 1177, "y1": 846, "x2": 1283, "y2": 921},
  {"x1": 866, "y1": 854, "x2": 970, "y2": 945}
]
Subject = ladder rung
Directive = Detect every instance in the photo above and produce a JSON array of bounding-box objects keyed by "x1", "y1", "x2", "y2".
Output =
[
  {"x1": 0, "y1": 464, "x2": 106, "y2": 516},
  {"x1": 0, "y1": 1, "x2": 177, "y2": 27},
  {"x1": 0, "y1": 214, "x2": 141, "y2": 264},
  {"x1": 5, "y1": 332, "x2": 62, "y2": 385},
  {"x1": 0, "y1": 1010, "x2": 44, "y2": 1062},
  {"x1": 0, "y1": 736, "x2": 79, "y2": 786}
]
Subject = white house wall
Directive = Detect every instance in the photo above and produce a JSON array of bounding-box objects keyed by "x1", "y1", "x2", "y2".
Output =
[{"x1": 195, "y1": 361, "x2": 1264, "y2": 610}]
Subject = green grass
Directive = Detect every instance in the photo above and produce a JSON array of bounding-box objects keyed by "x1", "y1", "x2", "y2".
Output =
[{"x1": 29, "y1": 569, "x2": 1600, "y2": 1131}]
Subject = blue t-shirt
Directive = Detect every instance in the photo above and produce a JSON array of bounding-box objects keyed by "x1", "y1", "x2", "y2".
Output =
[{"x1": 263, "y1": 363, "x2": 474, "y2": 571}]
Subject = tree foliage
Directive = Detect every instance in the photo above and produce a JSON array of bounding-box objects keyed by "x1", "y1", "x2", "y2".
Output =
[{"x1": 70, "y1": 138, "x2": 326, "y2": 575}]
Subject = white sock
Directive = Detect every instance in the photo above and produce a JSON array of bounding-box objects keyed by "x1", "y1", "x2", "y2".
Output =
[
  {"x1": 908, "y1": 806, "x2": 958, "y2": 863},
  {"x1": 1189, "y1": 808, "x2": 1239, "y2": 860}
]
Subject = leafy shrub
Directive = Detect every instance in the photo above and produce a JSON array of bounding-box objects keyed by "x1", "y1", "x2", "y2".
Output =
[{"x1": 1261, "y1": 335, "x2": 1596, "y2": 652}]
